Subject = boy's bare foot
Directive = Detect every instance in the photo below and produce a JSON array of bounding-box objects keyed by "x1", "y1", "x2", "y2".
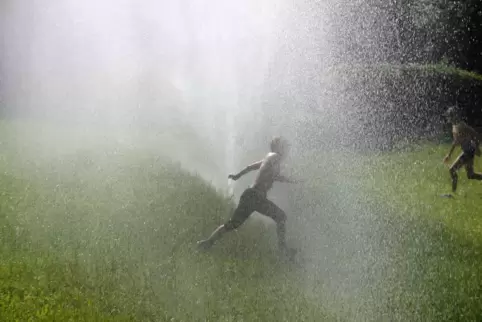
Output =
[
  {"x1": 197, "y1": 239, "x2": 213, "y2": 250},
  {"x1": 440, "y1": 193, "x2": 454, "y2": 198}
]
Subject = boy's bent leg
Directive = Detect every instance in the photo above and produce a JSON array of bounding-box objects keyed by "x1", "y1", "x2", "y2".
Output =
[
  {"x1": 198, "y1": 190, "x2": 254, "y2": 250},
  {"x1": 450, "y1": 154, "x2": 466, "y2": 193},
  {"x1": 466, "y1": 159, "x2": 482, "y2": 180},
  {"x1": 450, "y1": 168, "x2": 458, "y2": 193},
  {"x1": 255, "y1": 198, "x2": 288, "y2": 251},
  {"x1": 467, "y1": 171, "x2": 482, "y2": 180},
  {"x1": 197, "y1": 224, "x2": 228, "y2": 250}
]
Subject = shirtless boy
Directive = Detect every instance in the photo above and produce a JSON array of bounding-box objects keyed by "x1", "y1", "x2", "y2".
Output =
[
  {"x1": 443, "y1": 107, "x2": 482, "y2": 194},
  {"x1": 197, "y1": 137, "x2": 299, "y2": 257}
]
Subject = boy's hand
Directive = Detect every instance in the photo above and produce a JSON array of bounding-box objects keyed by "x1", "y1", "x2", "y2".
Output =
[
  {"x1": 228, "y1": 174, "x2": 240, "y2": 181},
  {"x1": 443, "y1": 155, "x2": 450, "y2": 164}
]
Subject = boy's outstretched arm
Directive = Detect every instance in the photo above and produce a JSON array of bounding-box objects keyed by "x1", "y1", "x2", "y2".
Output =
[
  {"x1": 228, "y1": 160, "x2": 262, "y2": 180},
  {"x1": 444, "y1": 140, "x2": 457, "y2": 163}
]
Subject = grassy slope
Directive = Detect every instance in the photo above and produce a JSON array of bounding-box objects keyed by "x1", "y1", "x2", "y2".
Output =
[{"x1": 0, "y1": 121, "x2": 332, "y2": 321}]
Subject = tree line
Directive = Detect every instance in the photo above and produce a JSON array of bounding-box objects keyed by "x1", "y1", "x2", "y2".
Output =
[{"x1": 348, "y1": 0, "x2": 482, "y2": 74}]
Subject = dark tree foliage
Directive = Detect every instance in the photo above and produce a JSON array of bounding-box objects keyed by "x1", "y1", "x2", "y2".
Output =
[
  {"x1": 380, "y1": 0, "x2": 482, "y2": 73},
  {"x1": 444, "y1": 0, "x2": 482, "y2": 73},
  {"x1": 326, "y1": 0, "x2": 482, "y2": 73}
]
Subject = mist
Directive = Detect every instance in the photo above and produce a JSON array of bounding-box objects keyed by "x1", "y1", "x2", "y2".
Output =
[
  {"x1": 0, "y1": 1, "x2": 453, "y2": 320},
  {"x1": 2, "y1": 0, "x2": 288, "y2": 181}
]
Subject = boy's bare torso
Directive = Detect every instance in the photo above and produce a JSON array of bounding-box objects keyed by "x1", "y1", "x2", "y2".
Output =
[{"x1": 251, "y1": 152, "x2": 282, "y2": 195}]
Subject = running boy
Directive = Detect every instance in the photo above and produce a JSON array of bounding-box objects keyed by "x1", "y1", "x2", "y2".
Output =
[
  {"x1": 197, "y1": 137, "x2": 299, "y2": 257},
  {"x1": 443, "y1": 107, "x2": 482, "y2": 194}
]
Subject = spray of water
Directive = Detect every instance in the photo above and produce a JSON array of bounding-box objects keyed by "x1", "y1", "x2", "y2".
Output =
[{"x1": 1, "y1": 0, "x2": 450, "y2": 320}]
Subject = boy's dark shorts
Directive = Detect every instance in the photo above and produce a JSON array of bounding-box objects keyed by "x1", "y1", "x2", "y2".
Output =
[
  {"x1": 224, "y1": 187, "x2": 286, "y2": 230},
  {"x1": 460, "y1": 146, "x2": 476, "y2": 163}
]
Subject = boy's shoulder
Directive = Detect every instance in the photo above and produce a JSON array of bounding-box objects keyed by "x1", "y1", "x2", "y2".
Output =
[
  {"x1": 263, "y1": 152, "x2": 282, "y2": 163},
  {"x1": 265, "y1": 152, "x2": 281, "y2": 159},
  {"x1": 453, "y1": 121, "x2": 470, "y2": 131}
]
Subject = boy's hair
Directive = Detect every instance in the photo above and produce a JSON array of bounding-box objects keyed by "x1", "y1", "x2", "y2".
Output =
[{"x1": 445, "y1": 106, "x2": 462, "y2": 122}]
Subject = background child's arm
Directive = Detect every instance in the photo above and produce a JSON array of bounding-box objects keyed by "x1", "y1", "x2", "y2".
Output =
[{"x1": 444, "y1": 139, "x2": 458, "y2": 163}]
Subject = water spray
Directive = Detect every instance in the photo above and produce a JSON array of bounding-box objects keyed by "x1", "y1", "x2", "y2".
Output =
[{"x1": 226, "y1": 107, "x2": 236, "y2": 197}]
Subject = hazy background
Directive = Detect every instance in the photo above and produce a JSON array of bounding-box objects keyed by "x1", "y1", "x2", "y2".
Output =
[
  {"x1": 2, "y1": 1, "x2": 482, "y2": 320},
  {"x1": 1, "y1": 0, "x2": 288, "y2": 176}
]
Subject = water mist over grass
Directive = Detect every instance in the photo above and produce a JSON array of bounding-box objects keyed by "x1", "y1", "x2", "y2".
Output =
[
  {"x1": 2, "y1": 1, "x2": 482, "y2": 321},
  {"x1": 0, "y1": 123, "x2": 336, "y2": 321}
]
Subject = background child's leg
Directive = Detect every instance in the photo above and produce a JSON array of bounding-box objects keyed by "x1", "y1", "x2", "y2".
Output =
[
  {"x1": 465, "y1": 158, "x2": 482, "y2": 180},
  {"x1": 450, "y1": 154, "x2": 466, "y2": 192}
]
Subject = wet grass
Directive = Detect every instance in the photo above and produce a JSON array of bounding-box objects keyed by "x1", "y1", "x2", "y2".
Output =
[
  {"x1": 0, "y1": 121, "x2": 333, "y2": 321},
  {"x1": 361, "y1": 144, "x2": 482, "y2": 244},
  {"x1": 357, "y1": 144, "x2": 482, "y2": 321},
  {"x1": 2, "y1": 119, "x2": 482, "y2": 321},
  {"x1": 283, "y1": 144, "x2": 482, "y2": 321}
]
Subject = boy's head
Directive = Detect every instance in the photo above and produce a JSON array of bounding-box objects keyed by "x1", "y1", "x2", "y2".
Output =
[
  {"x1": 270, "y1": 137, "x2": 290, "y2": 157},
  {"x1": 445, "y1": 106, "x2": 461, "y2": 123}
]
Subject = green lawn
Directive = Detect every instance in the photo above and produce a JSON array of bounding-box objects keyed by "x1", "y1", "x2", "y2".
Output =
[
  {"x1": 273, "y1": 144, "x2": 482, "y2": 321},
  {"x1": 2, "y1": 120, "x2": 482, "y2": 321},
  {"x1": 357, "y1": 145, "x2": 482, "y2": 321},
  {"x1": 0, "y1": 121, "x2": 333, "y2": 321},
  {"x1": 360, "y1": 144, "x2": 482, "y2": 242}
]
